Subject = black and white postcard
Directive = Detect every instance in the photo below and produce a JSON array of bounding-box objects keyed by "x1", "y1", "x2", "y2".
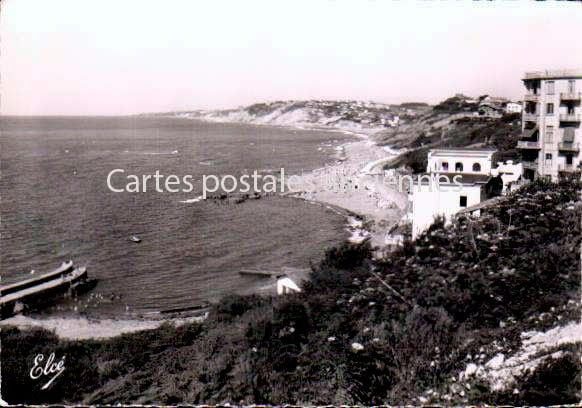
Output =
[{"x1": 1, "y1": 0, "x2": 581, "y2": 406}]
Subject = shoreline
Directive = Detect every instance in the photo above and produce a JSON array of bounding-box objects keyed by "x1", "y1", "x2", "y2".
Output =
[
  {"x1": 279, "y1": 135, "x2": 408, "y2": 248},
  {"x1": 175, "y1": 114, "x2": 409, "y2": 246},
  {"x1": 2, "y1": 119, "x2": 408, "y2": 340},
  {"x1": 0, "y1": 313, "x2": 208, "y2": 340}
]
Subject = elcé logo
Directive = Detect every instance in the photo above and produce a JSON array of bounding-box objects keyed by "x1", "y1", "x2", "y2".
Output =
[{"x1": 30, "y1": 353, "x2": 66, "y2": 390}]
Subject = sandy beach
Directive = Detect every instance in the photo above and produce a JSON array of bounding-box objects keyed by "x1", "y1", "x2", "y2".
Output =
[{"x1": 287, "y1": 134, "x2": 409, "y2": 248}]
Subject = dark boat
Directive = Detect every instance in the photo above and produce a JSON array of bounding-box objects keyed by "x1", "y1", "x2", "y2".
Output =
[
  {"x1": 0, "y1": 260, "x2": 73, "y2": 297},
  {"x1": 0, "y1": 262, "x2": 95, "y2": 319}
]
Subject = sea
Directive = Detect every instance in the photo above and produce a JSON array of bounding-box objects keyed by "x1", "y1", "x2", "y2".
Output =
[{"x1": 0, "y1": 116, "x2": 353, "y2": 318}]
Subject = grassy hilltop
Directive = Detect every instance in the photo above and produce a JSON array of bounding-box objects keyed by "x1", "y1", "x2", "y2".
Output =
[
  {"x1": 376, "y1": 95, "x2": 522, "y2": 173},
  {"x1": 3, "y1": 177, "x2": 581, "y2": 405}
]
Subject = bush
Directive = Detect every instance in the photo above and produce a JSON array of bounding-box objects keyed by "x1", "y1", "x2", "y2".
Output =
[
  {"x1": 213, "y1": 294, "x2": 267, "y2": 321},
  {"x1": 1, "y1": 327, "x2": 100, "y2": 404},
  {"x1": 3, "y1": 179, "x2": 580, "y2": 405}
]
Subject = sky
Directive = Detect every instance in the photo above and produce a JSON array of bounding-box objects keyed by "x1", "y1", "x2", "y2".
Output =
[{"x1": 1, "y1": 0, "x2": 581, "y2": 115}]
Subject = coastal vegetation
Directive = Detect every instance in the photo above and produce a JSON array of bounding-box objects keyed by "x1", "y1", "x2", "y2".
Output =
[
  {"x1": 381, "y1": 109, "x2": 522, "y2": 173},
  {"x1": 3, "y1": 177, "x2": 580, "y2": 405}
]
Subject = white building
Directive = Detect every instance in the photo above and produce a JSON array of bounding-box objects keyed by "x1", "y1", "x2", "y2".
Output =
[
  {"x1": 491, "y1": 160, "x2": 523, "y2": 193},
  {"x1": 276, "y1": 275, "x2": 301, "y2": 295},
  {"x1": 518, "y1": 69, "x2": 582, "y2": 181},
  {"x1": 427, "y1": 149, "x2": 496, "y2": 175},
  {"x1": 505, "y1": 102, "x2": 523, "y2": 114},
  {"x1": 411, "y1": 149, "x2": 501, "y2": 239}
]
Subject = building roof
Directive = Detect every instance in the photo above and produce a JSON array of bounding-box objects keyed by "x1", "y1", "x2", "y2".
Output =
[
  {"x1": 416, "y1": 173, "x2": 492, "y2": 186},
  {"x1": 429, "y1": 148, "x2": 497, "y2": 158},
  {"x1": 523, "y1": 69, "x2": 582, "y2": 81},
  {"x1": 457, "y1": 195, "x2": 506, "y2": 215}
]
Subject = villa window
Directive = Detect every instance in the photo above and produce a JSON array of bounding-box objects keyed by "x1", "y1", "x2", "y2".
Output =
[
  {"x1": 455, "y1": 162, "x2": 463, "y2": 172},
  {"x1": 546, "y1": 103, "x2": 554, "y2": 115},
  {"x1": 459, "y1": 196, "x2": 467, "y2": 208},
  {"x1": 545, "y1": 153, "x2": 553, "y2": 166},
  {"x1": 546, "y1": 126, "x2": 553, "y2": 143},
  {"x1": 546, "y1": 81, "x2": 555, "y2": 95},
  {"x1": 472, "y1": 163, "x2": 481, "y2": 172},
  {"x1": 568, "y1": 80, "x2": 575, "y2": 94},
  {"x1": 441, "y1": 161, "x2": 449, "y2": 171}
]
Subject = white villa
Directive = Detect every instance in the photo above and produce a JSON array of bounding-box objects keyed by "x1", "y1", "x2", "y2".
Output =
[
  {"x1": 411, "y1": 149, "x2": 505, "y2": 239},
  {"x1": 505, "y1": 102, "x2": 523, "y2": 114},
  {"x1": 427, "y1": 148, "x2": 496, "y2": 174}
]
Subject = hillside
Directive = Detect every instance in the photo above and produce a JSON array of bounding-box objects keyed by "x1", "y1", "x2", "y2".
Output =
[
  {"x1": 374, "y1": 95, "x2": 522, "y2": 173},
  {"x1": 3, "y1": 178, "x2": 580, "y2": 405},
  {"x1": 148, "y1": 100, "x2": 431, "y2": 135}
]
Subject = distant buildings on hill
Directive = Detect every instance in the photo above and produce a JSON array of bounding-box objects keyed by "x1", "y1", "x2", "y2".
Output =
[{"x1": 443, "y1": 94, "x2": 522, "y2": 119}]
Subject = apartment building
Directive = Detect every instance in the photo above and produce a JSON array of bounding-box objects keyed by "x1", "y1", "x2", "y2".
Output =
[{"x1": 519, "y1": 69, "x2": 582, "y2": 181}]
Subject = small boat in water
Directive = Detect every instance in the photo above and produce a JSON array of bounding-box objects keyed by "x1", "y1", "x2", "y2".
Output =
[{"x1": 130, "y1": 235, "x2": 141, "y2": 243}]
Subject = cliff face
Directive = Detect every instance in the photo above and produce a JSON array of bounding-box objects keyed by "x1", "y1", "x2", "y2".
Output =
[{"x1": 159, "y1": 100, "x2": 431, "y2": 136}]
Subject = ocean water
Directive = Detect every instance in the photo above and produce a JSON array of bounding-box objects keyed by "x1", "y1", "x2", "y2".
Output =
[{"x1": 0, "y1": 116, "x2": 352, "y2": 317}]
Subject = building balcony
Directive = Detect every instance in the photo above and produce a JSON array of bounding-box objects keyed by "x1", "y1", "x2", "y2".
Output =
[
  {"x1": 521, "y1": 160, "x2": 538, "y2": 170},
  {"x1": 517, "y1": 140, "x2": 541, "y2": 149},
  {"x1": 524, "y1": 69, "x2": 582, "y2": 80},
  {"x1": 524, "y1": 93, "x2": 539, "y2": 102},
  {"x1": 523, "y1": 113, "x2": 539, "y2": 123},
  {"x1": 558, "y1": 163, "x2": 580, "y2": 173},
  {"x1": 558, "y1": 142, "x2": 580, "y2": 152},
  {"x1": 559, "y1": 113, "x2": 581, "y2": 123},
  {"x1": 560, "y1": 92, "x2": 581, "y2": 102}
]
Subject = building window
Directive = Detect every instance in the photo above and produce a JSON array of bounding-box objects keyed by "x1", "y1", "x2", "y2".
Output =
[
  {"x1": 472, "y1": 163, "x2": 481, "y2": 172},
  {"x1": 441, "y1": 161, "x2": 449, "y2": 171},
  {"x1": 568, "y1": 80, "x2": 575, "y2": 94},
  {"x1": 545, "y1": 153, "x2": 552, "y2": 166},
  {"x1": 566, "y1": 155, "x2": 573, "y2": 165},
  {"x1": 546, "y1": 103, "x2": 554, "y2": 115},
  {"x1": 459, "y1": 196, "x2": 467, "y2": 208},
  {"x1": 546, "y1": 126, "x2": 553, "y2": 143},
  {"x1": 546, "y1": 80, "x2": 555, "y2": 95},
  {"x1": 525, "y1": 101, "x2": 536, "y2": 114},
  {"x1": 455, "y1": 162, "x2": 464, "y2": 172}
]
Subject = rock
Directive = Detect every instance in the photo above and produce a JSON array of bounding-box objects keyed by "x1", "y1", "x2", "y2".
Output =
[
  {"x1": 463, "y1": 363, "x2": 478, "y2": 378},
  {"x1": 351, "y1": 342, "x2": 364, "y2": 351},
  {"x1": 485, "y1": 353, "x2": 505, "y2": 370}
]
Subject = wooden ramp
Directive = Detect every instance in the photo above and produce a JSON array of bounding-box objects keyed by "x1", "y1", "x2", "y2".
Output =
[
  {"x1": 238, "y1": 267, "x2": 310, "y2": 278},
  {"x1": 239, "y1": 269, "x2": 279, "y2": 277}
]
